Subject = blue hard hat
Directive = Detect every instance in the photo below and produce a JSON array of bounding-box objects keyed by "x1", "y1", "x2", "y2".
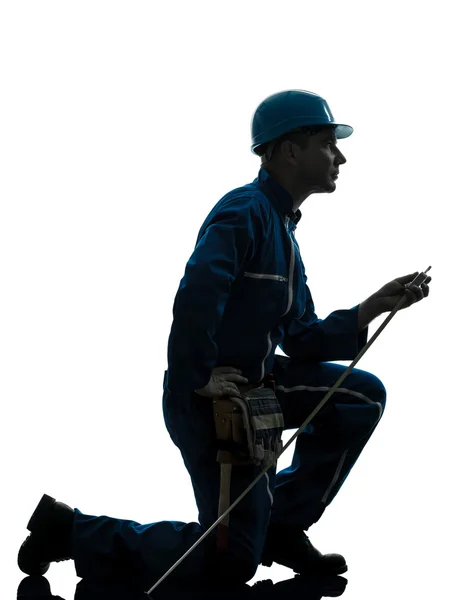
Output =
[{"x1": 250, "y1": 90, "x2": 353, "y2": 155}]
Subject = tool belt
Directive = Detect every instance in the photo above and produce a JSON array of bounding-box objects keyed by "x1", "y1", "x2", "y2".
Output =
[{"x1": 212, "y1": 374, "x2": 284, "y2": 551}]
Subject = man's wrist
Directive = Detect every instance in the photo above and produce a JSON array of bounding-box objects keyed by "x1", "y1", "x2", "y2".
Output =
[{"x1": 357, "y1": 296, "x2": 385, "y2": 331}]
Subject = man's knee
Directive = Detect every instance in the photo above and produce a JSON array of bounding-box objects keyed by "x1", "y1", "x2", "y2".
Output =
[
  {"x1": 326, "y1": 370, "x2": 387, "y2": 442},
  {"x1": 358, "y1": 370, "x2": 387, "y2": 408},
  {"x1": 352, "y1": 371, "x2": 388, "y2": 440},
  {"x1": 227, "y1": 556, "x2": 258, "y2": 583},
  {"x1": 205, "y1": 549, "x2": 258, "y2": 584}
]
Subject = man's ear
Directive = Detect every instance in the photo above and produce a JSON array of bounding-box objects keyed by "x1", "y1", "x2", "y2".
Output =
[{"x1": 283, "y1": 139, "x2": 302, "y2": 165}]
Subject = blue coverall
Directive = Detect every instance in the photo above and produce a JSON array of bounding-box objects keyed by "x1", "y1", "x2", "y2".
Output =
[{"x1": 71, "y1": 168, "x2": 387, "y2": 586}]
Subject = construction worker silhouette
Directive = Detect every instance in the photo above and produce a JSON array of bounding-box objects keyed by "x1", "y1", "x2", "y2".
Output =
[{"x1": 19, "y1": 90, "x2": 430, "y2": 588}]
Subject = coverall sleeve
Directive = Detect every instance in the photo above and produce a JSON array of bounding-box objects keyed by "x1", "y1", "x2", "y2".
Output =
[
  {"x1": 280, "y1": 281, "x2": 369, "y2": 362},
  {"x1": 166, "y1": 197, "x2": 262, "y2": 394}
]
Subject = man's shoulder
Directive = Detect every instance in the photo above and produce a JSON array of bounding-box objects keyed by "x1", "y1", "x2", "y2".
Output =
[{"x1": 210, "y1": 179, "x2": 272, "y2": 221}]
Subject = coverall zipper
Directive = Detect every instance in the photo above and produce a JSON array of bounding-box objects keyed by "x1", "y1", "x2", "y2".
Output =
[{"x1": 260, "y1": 232, "x2": 296, "y2": 381}]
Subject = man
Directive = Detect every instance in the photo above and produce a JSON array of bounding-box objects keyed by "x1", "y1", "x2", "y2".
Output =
[{"x1": 18, "y1": 90, "x2": 430, "y2": 587}]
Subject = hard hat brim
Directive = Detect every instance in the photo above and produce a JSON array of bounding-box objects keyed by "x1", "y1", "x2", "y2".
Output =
[
  {"x1": 334, "y1": 124, "x2": 353, "y2": 139},
  {"x1": 251, "y1": 122, "x2": 354, "y2": 155}
]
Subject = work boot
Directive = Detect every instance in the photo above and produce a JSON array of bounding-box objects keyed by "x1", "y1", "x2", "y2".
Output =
[
  {"x1": 18, "y1": 493, "x2": 75, "y2": 576},
  {"x1": 261, "y1": 524, "x2": 347, "y2": 575}
]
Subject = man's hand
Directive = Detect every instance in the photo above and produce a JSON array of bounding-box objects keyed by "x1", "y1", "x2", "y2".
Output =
[
  {"x1": 195, "y1": 366, "x2": 248, "y2": 398},
  {"x1": 374, "y1": 271, "x2": 432, "y2": 313}
]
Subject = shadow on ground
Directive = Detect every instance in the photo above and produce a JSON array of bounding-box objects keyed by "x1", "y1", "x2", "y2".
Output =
[{"x1": 17, "y1": 572, "x2": 348, "y2": 599}]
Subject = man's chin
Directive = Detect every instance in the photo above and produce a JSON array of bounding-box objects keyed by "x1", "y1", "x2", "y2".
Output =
[
  {"x1": 308, "y1": 179, "x2": 337, "y2": 195},
  {"x1": 316, "y1": 181, "x2": 336, "y2": 193},
  {"x1": 327, "y1": 178, "x2": 337, "y2": 192}
]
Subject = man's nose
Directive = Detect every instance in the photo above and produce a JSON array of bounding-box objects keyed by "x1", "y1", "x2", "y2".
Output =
[{"x1": 336, "y1": 148, "x2": 347, "y2": 165}]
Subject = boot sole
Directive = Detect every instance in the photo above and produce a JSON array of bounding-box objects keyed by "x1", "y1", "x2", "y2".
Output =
[
  {"x1": 264, "y1": 556, "x2": 348, "y2": 576},
  {"x1": 295, "y1": 563, "x2": 348, "y2": 576}
]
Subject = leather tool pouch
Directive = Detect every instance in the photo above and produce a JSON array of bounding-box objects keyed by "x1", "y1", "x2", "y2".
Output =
[
  {"x1": 213, "y1": 397, "x2": 254, "y2": 466},
  {"x1": 213, "y1": 382, "x2": 266, "y2": 466}
]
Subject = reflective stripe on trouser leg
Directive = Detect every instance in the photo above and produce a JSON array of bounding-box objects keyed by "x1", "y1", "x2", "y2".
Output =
[
  {"x1": 276, "y1": 384, "x2": 384, "y2": 420},
  {"x1": 264, "y1": 473, "x2": 274, "y2": 506},
  {"x1": 321, "y1": 449, "x2": 348, "y2": 504}
]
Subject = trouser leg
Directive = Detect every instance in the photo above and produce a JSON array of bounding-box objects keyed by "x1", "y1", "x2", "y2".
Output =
[
  {"x1": 270, "y1": 356, "x2": 387, "y2": 531},
  {"x1": 73, "y1": 510, "x2": 205, "y2": 585},
  {"x1": 163, "y1": 388, "x2": 275, "y2": 583}
]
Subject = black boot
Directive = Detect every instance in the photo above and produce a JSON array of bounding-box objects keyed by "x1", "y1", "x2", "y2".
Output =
[
  {"x1": 18, "y1": 494, "x2": 75, "y2": 576},
  {"x1": 261, "y1": 523, "x2": 347, "y2": 575}
]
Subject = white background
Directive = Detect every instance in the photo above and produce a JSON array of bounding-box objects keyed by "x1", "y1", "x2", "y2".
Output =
[{"x1": 1, "y1": 1, "x2": 447, "y2": 598}]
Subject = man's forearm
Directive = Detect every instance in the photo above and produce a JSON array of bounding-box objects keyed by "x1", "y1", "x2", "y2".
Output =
[{"x1": 357, "y1": 295, "x2": 385, "y2": 332}]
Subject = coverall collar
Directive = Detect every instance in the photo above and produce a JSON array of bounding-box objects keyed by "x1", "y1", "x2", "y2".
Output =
[{"x1": 257, "y1": 168, "x2": 302, "y2": 230}]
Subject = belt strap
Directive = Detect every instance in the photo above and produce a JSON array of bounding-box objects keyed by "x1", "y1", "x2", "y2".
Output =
[{"x1": 217, "y1": 463, "x2": 232, "y2": 551}]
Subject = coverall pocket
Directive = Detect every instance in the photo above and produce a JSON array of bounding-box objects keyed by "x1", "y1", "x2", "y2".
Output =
[{"x1": 240, "y1": 272, "x2": 288, "y2": 319}]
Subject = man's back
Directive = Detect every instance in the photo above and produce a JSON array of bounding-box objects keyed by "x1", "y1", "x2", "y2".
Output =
[{"x1": 164, "y1": 168, "x2": 311, "y2": 396}]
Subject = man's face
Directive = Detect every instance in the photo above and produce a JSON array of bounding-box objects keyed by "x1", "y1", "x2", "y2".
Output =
[{"x1": 291, "y1": 128, "x2": 347, "y2": 194}]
